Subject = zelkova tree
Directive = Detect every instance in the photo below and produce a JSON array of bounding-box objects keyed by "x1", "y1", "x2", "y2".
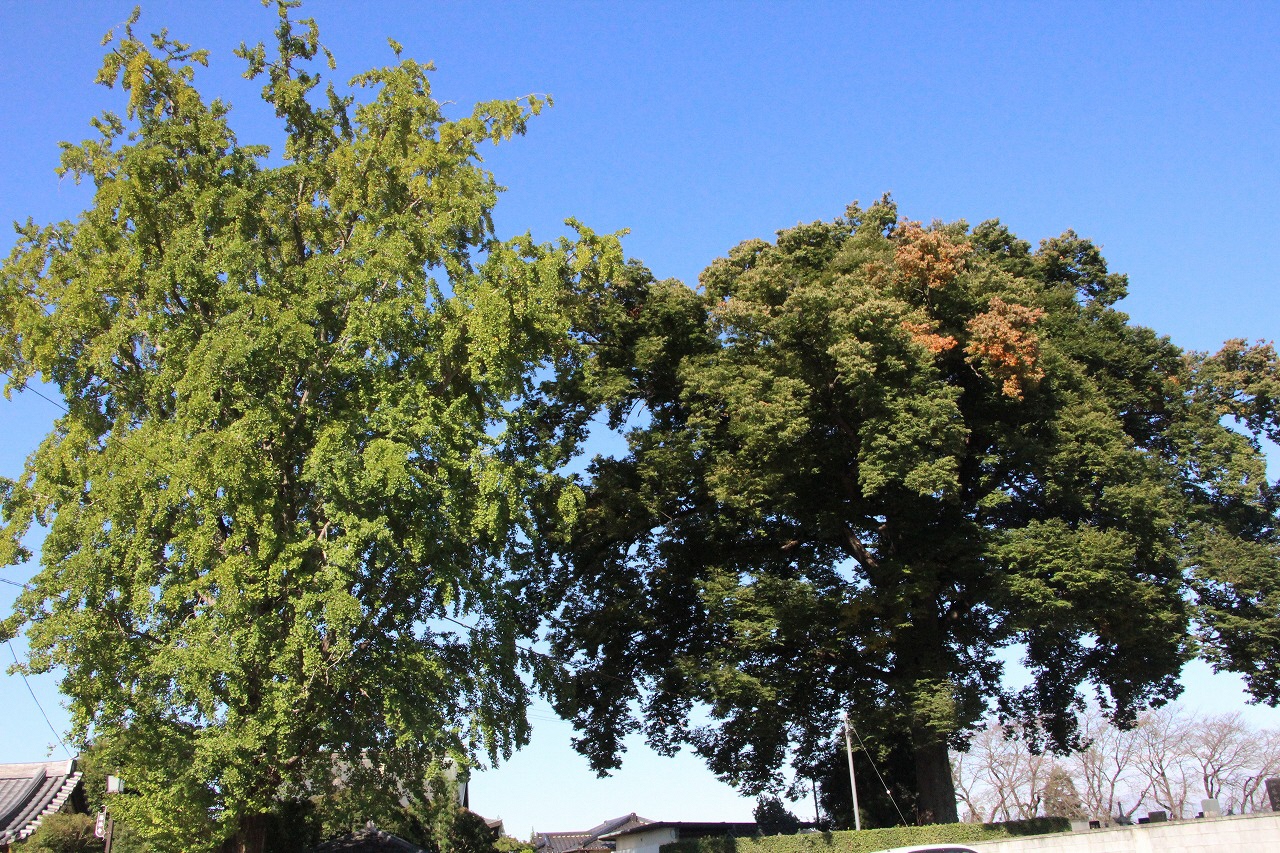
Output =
[
  {"x1": 547, "y1": 199, "x2": 1280, "y2": 823},
  {"x1": 0, "y1": 7, "x2": 620, "y2": 852}
]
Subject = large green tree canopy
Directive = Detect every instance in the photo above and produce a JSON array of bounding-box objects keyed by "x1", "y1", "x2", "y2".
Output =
[
  {"x1": 549, "y1": 198, "x2": 1280, "y2": 823},
  {"x1": 0, "y1": 6, "x2": 619, "y2": 851}
]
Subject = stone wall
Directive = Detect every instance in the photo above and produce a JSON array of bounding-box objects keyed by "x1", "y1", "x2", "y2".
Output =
[{"x1": 969, "y1": 811, "x2": 1280, "y2": 853}]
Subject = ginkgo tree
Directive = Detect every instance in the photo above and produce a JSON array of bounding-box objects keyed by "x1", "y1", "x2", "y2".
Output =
[
  {"x1": 548, "y1": 198, "x2": 1280, "y2": 825},
  {"x1": 0, "y1": 5, "x2": 619, "y2": 851}
]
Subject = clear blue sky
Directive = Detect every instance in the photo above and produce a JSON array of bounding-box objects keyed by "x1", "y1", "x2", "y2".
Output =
[{"x1": 1, "y1": 0, "x2": 1278, "y2": 838}]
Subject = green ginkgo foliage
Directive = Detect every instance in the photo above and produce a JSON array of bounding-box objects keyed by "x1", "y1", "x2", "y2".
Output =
[{"x1": 0, "y1": 5, "x2": 621, "y2": 851}]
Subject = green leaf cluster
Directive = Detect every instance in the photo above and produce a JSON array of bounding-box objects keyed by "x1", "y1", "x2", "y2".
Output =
[
  {"x1": 549, "y1": 198, "x2": 1280, "y2": 822},
  {"x1": 0, "y1": 4, "x2": 620, "y2": 851},
  {"x1": 16, "y1": 814, "x2": 102, "y2": 853}
]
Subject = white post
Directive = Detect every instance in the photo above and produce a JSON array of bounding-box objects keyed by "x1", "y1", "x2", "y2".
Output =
[{"x1": 843, "y1": 711, "x2": 862, "y2": 831}]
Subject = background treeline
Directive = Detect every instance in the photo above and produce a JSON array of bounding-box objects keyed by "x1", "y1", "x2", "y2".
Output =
[{"x1": 951, "y1": 706, "x2": 1280, "y2": 824}]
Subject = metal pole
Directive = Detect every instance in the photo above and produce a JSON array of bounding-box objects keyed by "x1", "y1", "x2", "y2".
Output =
[{"x1": 842, "y1": 711, "x2": 862, "y2": 831}]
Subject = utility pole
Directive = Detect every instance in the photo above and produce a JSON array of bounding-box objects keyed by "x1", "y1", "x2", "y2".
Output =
[
  {"x1": 104, "y1": 775, "x2": 123, "y2": 853},
  {"x1": 842, "y1": 711, "x2": 862, "y2": 831}
]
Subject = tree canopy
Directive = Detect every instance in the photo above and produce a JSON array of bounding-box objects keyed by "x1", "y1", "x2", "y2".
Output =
[
  {"x1": 0, "y1": 5, "x2": 619, "y2": 851},
  {"x1": 548, "y1": 198, "x2": 1280, "y2": 823}
]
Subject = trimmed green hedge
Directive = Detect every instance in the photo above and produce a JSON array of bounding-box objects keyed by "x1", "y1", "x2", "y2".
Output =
[{"x1": 661, "y1": 818, "x2": 1069, "y2": 853}]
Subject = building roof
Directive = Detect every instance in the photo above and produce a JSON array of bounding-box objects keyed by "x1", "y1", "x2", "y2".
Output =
[
  {"x1": 603, "y1": 822, "x2": 760, "y2": 839},
  {"x1": 535, "y1": 814, "x2": 653, "y2": 853},
  {"x1": 0, "y1": 759, "x2": 84, "y2": 845}
]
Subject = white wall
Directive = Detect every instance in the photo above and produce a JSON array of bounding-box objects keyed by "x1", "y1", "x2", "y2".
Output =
[
  {"x1": 969, "y1": 811, "x2": 1280, "y2": 853},
  {"x1": 615, "y1": 826, "x2": 680, "y2": 853}
]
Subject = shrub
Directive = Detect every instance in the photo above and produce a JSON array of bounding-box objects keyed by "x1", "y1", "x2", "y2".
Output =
[
  {"x1": 20, "y1": 814, "x2": 102, "y2": 853},
  {"x1": 661, "y1": 817, "x2": 1069, "y2": 853}
]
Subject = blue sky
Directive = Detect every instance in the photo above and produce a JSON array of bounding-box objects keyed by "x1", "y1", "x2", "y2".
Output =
[{"x1": 1, "y1": 0, "x2": 1278, "y2": 838}]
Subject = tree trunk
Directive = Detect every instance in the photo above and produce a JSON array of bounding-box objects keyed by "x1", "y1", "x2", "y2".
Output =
[
  {"x1": 220, "y1": 813, "x2": 269, "y2": 853},
  {"x1": 913, "y1": 731, "x2": 959, "y2": 824}
]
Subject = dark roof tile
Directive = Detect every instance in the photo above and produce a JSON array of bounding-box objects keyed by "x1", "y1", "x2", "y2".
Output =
[
  {"x1": 535, "y1": 814, "x2": 653, "y2": 853},
  {"x1": 0, "y1": 759, "x2": 83, "y2": 844}
]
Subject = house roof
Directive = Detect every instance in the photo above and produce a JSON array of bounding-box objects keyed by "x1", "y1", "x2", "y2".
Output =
[
  {"x1": 535, "y1": 814, "x2": 653, "y2": 853},
  {"x1": 0, "y1": 759, "x2": 84, "y2": 845},
  {"x1": 602, "y1": 822, "x2": 760, "y2": 839}
]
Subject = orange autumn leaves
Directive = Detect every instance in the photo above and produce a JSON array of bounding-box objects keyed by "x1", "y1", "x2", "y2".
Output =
[
  {"x1": 964, "y1": 297, "x2": 1046, "y2": 399},
  {"x1": 895, "y1": 220, "x2": 973, "y2": 291},
  {"x1": 895, "y1": 221, "x2": 1046, "y2": 400}
]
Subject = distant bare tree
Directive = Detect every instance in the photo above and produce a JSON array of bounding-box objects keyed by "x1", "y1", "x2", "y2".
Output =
[
  {"x1": 1236, "y1": 728, "x2": 1280, "y2": 813},
  {"x1": 1189, "y1": 712, "x2": 1259, "y2": 809},
  {"x1": 1133, "y1": 707, "x2": 1196, "y2": 818},
  {"x1": 954, "y1": 706, "x2": 1280, "y2": 823},
  {"x1": 1069, "y1": 706, "x2": 1148, "y2": 824},
  {"x1": 951, "y1": 722, "x2": 1051, "y2": 822},
  {"x1": 952, "y1": 747, "x2": 984, "y2": 823}
]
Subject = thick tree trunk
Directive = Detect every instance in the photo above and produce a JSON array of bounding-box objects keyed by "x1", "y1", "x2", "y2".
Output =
[
  {"x1": 220, "y1": 813, "x2": 269, "y2": 853},
  {"x1": 912, "y1": 733, "x2": 959, "y2": 824}
]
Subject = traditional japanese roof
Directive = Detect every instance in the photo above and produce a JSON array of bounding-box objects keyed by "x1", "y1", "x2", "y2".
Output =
[
  {"x1": 0, "y1": 759, "x2": 84, "y2": 845},
  {"x1": 535, "y1": 814, "x2": 652, "y2": 853},
  {"x1": 602, "y1": 822, "x2": 759, "y2": 839}
]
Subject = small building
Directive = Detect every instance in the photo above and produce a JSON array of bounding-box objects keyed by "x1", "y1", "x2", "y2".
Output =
[
  {"x1": 603, "y1": 822, "x2": 760, "y2": 853},
  {"x1": 0, "y1": 758, "x2": 86, "y2": 848}
]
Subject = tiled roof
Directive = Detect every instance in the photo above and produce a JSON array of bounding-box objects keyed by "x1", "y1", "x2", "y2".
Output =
[
  {"x1": 535, "y1": 814, "x2": 653, "y2": 853},
  {"x1": 0, "y1": 759, "x2": 83, "y2": 844},
  {"x1": 602, "y1": 822, "x2": 760, "y2": 839},
  {"x1": 585, "y1": 814, "x2": 651, "y2": 838},
  {"x1": 538, "y1": 832, "x2": 594, "y2": 853}
]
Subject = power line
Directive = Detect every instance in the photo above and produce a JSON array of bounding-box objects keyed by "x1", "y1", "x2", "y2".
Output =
[
  {"x1": 0, "y1": 369, "x2": 67, "y2": 414},
  {"x1": 0, "y1": 499, "x2": 66, "y2": 755},
  {"x1": 0, "y1": 384, "x2": 66, "y2": 753},
  {"x1": 7, "y1": 640, "x2": 72, "y2": 760},
  {"x1": 1, "y1": 370, "x2": 633, "y2": 722},
  {"x1": 0, "y1": 369, "x2": 174, "y2": 476}
]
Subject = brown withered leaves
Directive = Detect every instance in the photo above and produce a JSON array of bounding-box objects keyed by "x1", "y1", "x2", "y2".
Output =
[
  {"x1": 902, "y1": 319, "x2": 958, "y2": 354},
  {"x1": 895, "y1": 220, "x2": 973, "y2": 290},
  {"x1": 965, "y1": 297, "x2": 1046, "y2": 399}
]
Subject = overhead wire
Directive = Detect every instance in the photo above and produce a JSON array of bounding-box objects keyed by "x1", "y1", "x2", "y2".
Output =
[
  {"x1": 1, "y1": 371, "x2": 634, "y2": 731},
  {"x1": 0, "y1": 477, "x2": 67, "y2": 757},
  {"x1": 2, "y1": 375, "x2": 67, "y2": 414},
  {"x1": 7, "y1": 640, "x2": 72, "y2": 759},
  {"x1": 844, "y1": 714, "x2": 909, "y2": 826}
]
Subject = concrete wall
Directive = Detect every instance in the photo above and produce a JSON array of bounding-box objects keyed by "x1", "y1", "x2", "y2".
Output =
[
  {"x1": 615, "y1": 826, "x2": 679, "y2": 853},
  {"x1": 969, "y1": 811, "x2": 1280, "y2": 853}
]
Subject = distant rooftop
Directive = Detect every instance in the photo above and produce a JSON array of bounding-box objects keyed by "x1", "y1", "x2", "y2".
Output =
[
  {"x1": 535, "y1": 814, "x2": 653, "y2": 853},
  {"x1": 602, "y1": 822, "x2": 760, "y2": 839}
]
